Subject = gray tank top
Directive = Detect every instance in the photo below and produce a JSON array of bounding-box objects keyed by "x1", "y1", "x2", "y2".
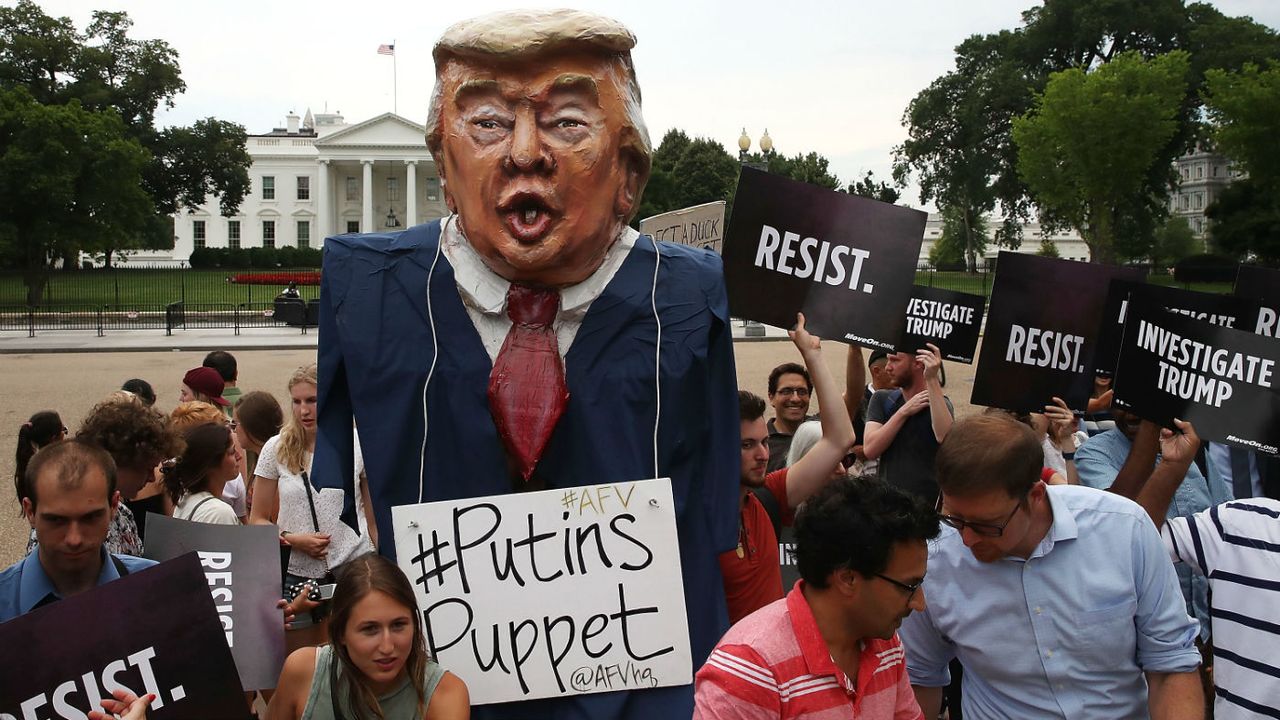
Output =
[{"x1": 302, "y1": 645, "x2": 447, "y2": 719}]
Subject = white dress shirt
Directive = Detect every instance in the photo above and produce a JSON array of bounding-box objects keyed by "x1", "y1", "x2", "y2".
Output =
[{"x1": 439, "y1": 215, "x2": 638, "y2": 363}]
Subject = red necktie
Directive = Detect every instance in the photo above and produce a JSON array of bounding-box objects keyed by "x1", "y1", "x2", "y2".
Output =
[{"x1": 488, "y1": 284, "x2": 570, "y2": 482}]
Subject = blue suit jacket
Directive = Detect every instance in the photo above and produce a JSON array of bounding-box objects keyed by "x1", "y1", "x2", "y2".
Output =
[{"x1": 313, "y1": 220, "x2": 739, "y2": 718}]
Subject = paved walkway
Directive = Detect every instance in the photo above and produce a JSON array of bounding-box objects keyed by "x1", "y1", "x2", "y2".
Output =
[{"x1": 0, "y1": 320, "x2": 790, "y2": 353}]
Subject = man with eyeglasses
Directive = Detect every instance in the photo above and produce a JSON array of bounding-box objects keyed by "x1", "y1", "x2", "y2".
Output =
[
  {"x1": 765, "y1": 362, "x2": 818, "y2": 473},
  {"x1": 861, "y1": 345, "x2": 953, "y2": 503},
  {"x1": 899, "y1": 414, "x2": 1204, "y2": 719},
  {"x1": 695, "y1": 476, "x2": 939, "y2": 719}
]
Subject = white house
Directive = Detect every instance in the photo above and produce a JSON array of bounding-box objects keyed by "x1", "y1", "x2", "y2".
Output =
[
  {"x1": 917, "y1": 213, "x2": 1093, "y2": 266},
  {"x1": 165, "y1": 109, "x2": 445, "y2": 263}
]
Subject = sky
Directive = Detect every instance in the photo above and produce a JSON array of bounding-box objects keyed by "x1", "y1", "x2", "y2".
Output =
[{"x1": 30, "y1": 0, "x2": 1280, "y2": 210}]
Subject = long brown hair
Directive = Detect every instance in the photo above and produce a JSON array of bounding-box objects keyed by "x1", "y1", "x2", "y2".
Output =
[
  {"x1": 161, "y1": 423, "x2": 232, "y2": 504},
  {"x1": 328, "y1": 553, "x2": 429, "y2": 718}
]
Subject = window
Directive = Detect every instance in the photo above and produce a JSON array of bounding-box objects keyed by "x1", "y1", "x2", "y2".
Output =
[
  {"x1": 387, "y1": 176, "x2": 401, "y2": 202},
  {"x1": 1196, "y1": 165, "x2": 1203, "y2": 179},
  {"x1": 1213, "y1": 165, "x2": 1220, "y2": 177},
  {"x1": 346, "y1": 176, "x2": 359, "y2": 201},
  {"x1": 297, "y1": 176, "x2": 310, "y2": 200},
  {"x1": 297, "y1": 220, "x2": 311, "y2": 248},
  {"x1": 426, "y1": 176, "x2": 440, "y2": 201},
  {"x1": 1194, "y1": 193, "x2": 1203, "y2": 210},
  {"x1": 347, "y1": 220, "x2": 360, "y2": 233},
  {"x1": 193, "y1": 220, "x2": 206, "y2": 249},
  {"x1": 262, "y1": 176, "x2": 275, "y2": 200},
  {"x1": 1193, "y1": 218, "x2": 1203, "y2": 234},
  {"x1": 263, "y1": 220, "x2": 276, "y2": 248},
  {"x1": 228, "y1": 220, "x2": 241, "y2": 249},
  {"x1": 1181, "y1": 195, "x2": 1189, "y2": 211}
]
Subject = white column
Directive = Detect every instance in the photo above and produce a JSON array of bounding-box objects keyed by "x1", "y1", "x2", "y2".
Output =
[
  {"x1": 316, "y1": 159, "x2": 330, "y2": 241},
  {"x1": 361, "y1": 159, "x2": 374, "y2": 232},
  {"x1": 405, "y1": 159, "x2": 417, "y2": 227}
]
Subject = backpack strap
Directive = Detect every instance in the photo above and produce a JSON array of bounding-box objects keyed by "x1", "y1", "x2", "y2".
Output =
[{"x1": 751, "y1": 485, "x2": 783, "y2": 541}]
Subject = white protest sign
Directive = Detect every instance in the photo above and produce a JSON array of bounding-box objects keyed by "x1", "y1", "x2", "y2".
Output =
[
  {"x1": 640, "y1": 201, "x2": 726, "y2": 253},
  {"x1": 392, "y1": 478, "x2": 691, "y2": 705}
]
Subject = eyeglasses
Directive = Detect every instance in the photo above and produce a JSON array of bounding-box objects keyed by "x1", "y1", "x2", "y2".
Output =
[
  {"x1": 873, "y1": 573, "x2": 923, "y2": 600},
  {"x1": 936, "y1": 495, "x2": 1024, "y2": 538},
  {"x1": 775, "y1": 387, "x2": 810, "y2": 398}
]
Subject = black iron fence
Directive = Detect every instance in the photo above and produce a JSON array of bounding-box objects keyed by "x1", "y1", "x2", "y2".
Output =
[{"x1": 0, "y1": 263, "x2": 1233, "y2": 336}]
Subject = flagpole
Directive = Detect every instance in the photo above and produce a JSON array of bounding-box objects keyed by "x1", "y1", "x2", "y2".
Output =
[{"x1": 393, "y1": 38, "x2": 398, "y2": 115}]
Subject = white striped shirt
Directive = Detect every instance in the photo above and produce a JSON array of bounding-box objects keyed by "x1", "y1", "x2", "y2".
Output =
[{"x1": 1164, "y1": 498, "x2": 1280, "y2": 719}]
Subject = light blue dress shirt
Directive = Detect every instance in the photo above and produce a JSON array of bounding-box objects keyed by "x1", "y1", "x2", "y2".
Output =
[
  {"x1": 0, "y1": 548, "x2": 155, "y2": 623},
  {"x1": 900, "y1": 485, "x2": 1201, "y2": 719},
  {"x1": 1075, "y1": 428, "x2": 1233, "y2": 640}
]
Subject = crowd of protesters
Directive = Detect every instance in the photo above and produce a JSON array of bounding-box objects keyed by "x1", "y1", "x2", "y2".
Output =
[{"x1": 6, "y1": 330, "x2": 1275, "y2": 720}]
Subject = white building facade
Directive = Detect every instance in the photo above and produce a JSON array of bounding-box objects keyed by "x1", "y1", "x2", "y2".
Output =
[
  {"x1": 170, "y1": 109, "x2": 446, "y2": 262},
  {"x1": 916, "y1": 213, "x2": 1093, "y2": 266}
]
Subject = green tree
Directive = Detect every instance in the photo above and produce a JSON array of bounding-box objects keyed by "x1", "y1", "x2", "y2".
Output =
[
  {"x1": 930, "y1": 205, "x2": 988, "y2": 271},
  {"x1": 0, "y1": 88, "x2": 152, "y2": 303},
  {"x1": 1204, "y1": 61, "x2": 1280, "y2": 188},
  {"x1": 1151, "y1": 215, "x2": 1198, "y2": 267},
  {"x1": 898, "y1": 0, "x2": 1280, "y2": 262},
  {"x1": 847, "y1": 170, "x2": 901, "y2": 204},
  {"x1": 1013, "y1": 51, "x2": 1189, "y2": 263},
  {"x1": 895, "y1": 31, "x2": 1032, "y2": 252},
  {"x1": 0, "y1": 0, "x2": 251, "y2": 282},
  {"x1": 1206, "y1": 178, "x2": 1280, "y2": 263}
]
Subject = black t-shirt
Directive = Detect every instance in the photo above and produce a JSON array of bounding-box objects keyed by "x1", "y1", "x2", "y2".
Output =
[{"x1": 866, "y1": 388, "x2": 953, "y2": 504}]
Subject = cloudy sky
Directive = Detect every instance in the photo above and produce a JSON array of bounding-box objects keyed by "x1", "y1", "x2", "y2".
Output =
[{"x1": 33, "y1": 0, "x2": 1280, "y2": 209}]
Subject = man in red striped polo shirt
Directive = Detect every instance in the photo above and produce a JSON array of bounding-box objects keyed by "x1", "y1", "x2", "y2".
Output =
[{"x1": 695, "y1": 477, "x2": 940, "y2": 719}]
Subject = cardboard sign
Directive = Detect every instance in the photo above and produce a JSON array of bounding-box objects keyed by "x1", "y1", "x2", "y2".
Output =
[
  {"x1": 1096, "y1": 281, "x2": 1259, "y2": 377},
  {"x1": 640, "y1": 201, "x2": 727, "y2": 254},
  {"x1": 392, "y1": 478, "x2": 691, "y2": 705},
  {"x1": 1234, "y1": 265, "x2": 1280, "y2": 338},
  {"x1": 722, "y1": 167, "x2": 926, "y2": 350},
  {"x1": 144, "y1": 513, "x2": 287, "y2": 691},
  {"x1": 972, "y1": 252, "x2": 1147, "y2": 413},
  {"x1": 0, "y1": 554, "x2": 245, "y2": 717},
  {"x1": 891, "y1": 286, "x2": 986, "y2": 363},
  {"x1": 1113, "y1": 296, "x2": 1280, "y2": 456}
]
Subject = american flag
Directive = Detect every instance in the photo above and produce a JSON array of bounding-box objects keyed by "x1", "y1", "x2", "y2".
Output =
[{"x1": 377, "y1": 43, "x2": 395, "y2": 56}]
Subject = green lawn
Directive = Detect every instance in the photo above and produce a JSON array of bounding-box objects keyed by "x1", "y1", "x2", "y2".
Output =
[{"x1": 0, "y1": 269, "x2": 321, "y2": 307}]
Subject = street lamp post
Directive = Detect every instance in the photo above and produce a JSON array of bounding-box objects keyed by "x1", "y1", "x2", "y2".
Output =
[{"x1": 738, "y1": 128, "x2": 773, "y2": 337}]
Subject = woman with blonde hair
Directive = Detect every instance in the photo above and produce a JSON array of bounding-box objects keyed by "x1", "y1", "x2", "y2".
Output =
[{"x1": 251, "y1": 364, "x2": 375, "y2": 649}]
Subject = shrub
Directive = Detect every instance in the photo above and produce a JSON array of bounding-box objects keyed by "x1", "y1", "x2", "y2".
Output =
[{"x1": 1173, "y1": 253, "x2": 1238, "y2": 283}]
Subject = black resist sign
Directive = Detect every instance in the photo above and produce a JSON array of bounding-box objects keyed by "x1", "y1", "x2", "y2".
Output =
[
  {"x1": 972, "y1": 252, "x2": 1147, "y2": 413},
  {"x1": 0, "y1": 554, "x2": 244, "y2": 718},
  {"x1": 1234, "y1": 264, "x2": 1280, "y2": 338},
  {"x1": 722, "y1": 167, "x2": 926, "y2": 349},
  {"x1": 893, "y1": 286, "x2": 985, "y2": 363},
  {"x1": 1095, "y1": 281, "x2": 1259, "y2": 377},
  {"x1": 1114, "y1": 296, "x2": 1280, "y2": 456}
]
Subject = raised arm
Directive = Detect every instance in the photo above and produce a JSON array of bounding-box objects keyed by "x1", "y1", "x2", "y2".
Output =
[
  {"x1": 784, "y1": 313, "x2": 856, "y2": 509},
  {"x1": 843, "y1": 344, "x2": 866, "y2": 428},
  {"x1": 918, "y1": 343, "x2": 952, "y2": 443},
  {"x1": 1135, "y1": 419, "x2": 1201, "y2": 529}
]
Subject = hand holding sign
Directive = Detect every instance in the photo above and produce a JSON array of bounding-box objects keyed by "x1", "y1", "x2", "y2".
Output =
[
  {"x1": 1160, "y1": 418, "x2": 1201, "y2": 466},
  {"x1": 788, "y1": 312, "x2": 821, "y2": 353},
  {"x1": 87, "y1": 690, "x2": 154, "y2": 720},
  {"x1": 1043, "y1": 397, "x2": 1076, "y2": 449},
  {"x1": 918, "y1": 343, "x2": 943, "y2": 382}
]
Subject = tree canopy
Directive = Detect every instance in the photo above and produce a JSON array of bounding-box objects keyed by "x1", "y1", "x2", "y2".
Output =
[
  {"x1": 895, "y1": 0, "x2": 1280, "y2": 263},
  {"x1": 1013, "y1": 51, "x2": 1189, "y2": 263},
  {"x1": 0, "y1": 0, "x2": 252, "y2": 298}
]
